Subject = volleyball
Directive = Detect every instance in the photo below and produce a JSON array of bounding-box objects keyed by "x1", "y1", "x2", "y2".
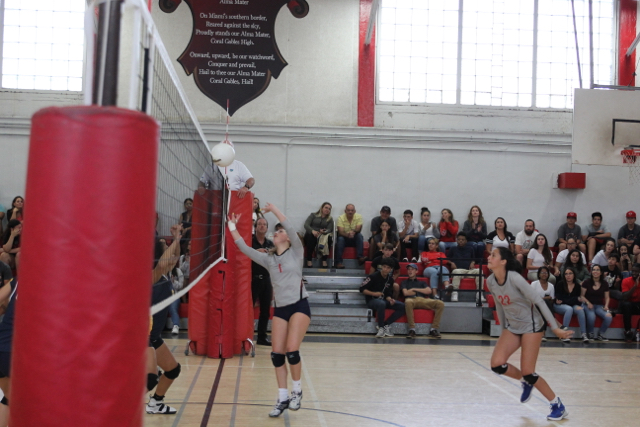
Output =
[{"x1": 210, "y1": 140, "x2": 235, "y2": 167}]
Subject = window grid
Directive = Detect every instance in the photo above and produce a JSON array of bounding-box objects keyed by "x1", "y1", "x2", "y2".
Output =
[
  {"x1": 2, "y1": 0, "x2": 85, "y2": 91},
  {"x1": 378, "y1": 0, "x2": 615, "y2": 109}
]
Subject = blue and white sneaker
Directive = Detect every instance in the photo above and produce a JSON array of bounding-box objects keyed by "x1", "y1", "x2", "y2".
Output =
[
  {"x1": 289, "y1": 390, "x2": 303, "y2": 410},
  {"x1": 547, "y1": 398, "x2": 568, "y2": 421},
  {"x1": 520, "y1": 380, "x2": 534, "y2": 403}
]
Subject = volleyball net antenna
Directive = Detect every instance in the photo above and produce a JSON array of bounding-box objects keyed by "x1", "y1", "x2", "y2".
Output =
[{"x1": 84, "y1": 0, "x2": 230, "y2": 314}]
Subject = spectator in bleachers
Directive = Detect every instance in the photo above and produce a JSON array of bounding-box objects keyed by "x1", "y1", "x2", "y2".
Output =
[
  {"x1": 0, "y1": 220, "x2": 21, "y2": 269},
  {"x1": 168, "y1": 266, "x2": 184, "y2": 335},
  {"x1": 369, "y1": 243, "x2": 400, "y2": 282},
  {"x1": 420, "y1": 238, "x2": 450, "y2": 299},
  {"x1": 179, "y1": 241, "x2": 190, "y2": 285},
  {"x1": 619, "y1": 264, "x2": 640, "y2": 342},
  {"x1": 252, "y1": 197, "x2": 264, "y2": 234},
  {"x1": 583, "y1": 212, "x2": 611, "y2": 264},
  {"x1": 179, "y1": 198, "x2": 193, "y2": 241},
  {"x1": 448, "y1": 232, "x2": 479, "y2": 302},
  {"x1": 6, "y1": 196, "x2": 23, "y2": 222},
  {"x1": 401, "y1": 263, "x2": 444, "y2": 339},
  {"x1": 438, "y1": 209, "x2": 459, "y2": 253},
  {"x1": 554, "y1": 267, "x2": 588, "y2": 343},
  {"x1": 617, "y1": 211, "x2": 640, "y2": 252},
  {"x1": 515, "y1": 219, "x2": 538, "y2": 266},
  {"x1": 580, "y1": 264, "x2": 611, "y2": 341},
  {"x1": 560, "y1": 249, "x2": 590, "y2": 284},
  {"x1": 554, "y1": 238, "x2": 586, "y2": 271},
  {"x1": 485, "y1": 217, "x2": 515, "y2": 254},
  {"x1": 602, "y1": 252, "x2": 622, "y2": 291},
  {"x1": 372, "y1": 220, "x2": 399, "y2": 260},
  {"x1": 335, "y1": 204, "x2": 365, "y2": 269},
  {"x1": 368, "y1": 206, "x2": 397, "y2": 259},
  {"x1": 398, "y1": 209, "x2": 419, "y2": 262},
  {"x1": 526, "y1": 234, "x2": 558, "y2": 284},
  {"x1": 359, "y1": 258, "x2": 405, "y2": 338},
  {"x1": 417, "y1": 207, "x2": 439, "y2": 253},
  {"x1": 619, "y1": 244, "x2": 633, "y2": 278},
  {"x1": 531, "y1": 266, "x2": 555, "y2": 314},
  {"x1": 462, "y1": 205, "x2": 487, "y2": 259},
  {"x1": 591, "y1": 237, "x2": 617, "y2": 268},
  {"x1": 555, "y1": 212, "x2": 585, "y2": 253},
  {"x1": 303, "y1": 202, "x2": 333, "y2": 268}
]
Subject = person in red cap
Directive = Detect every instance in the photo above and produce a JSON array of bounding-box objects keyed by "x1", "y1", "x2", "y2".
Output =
[
  {"x1": 555, "y1": 212, "x2": 585, "y2": 254},
  {"x1": 619, "y1": 210, "x2": 640, "y2": 255}
]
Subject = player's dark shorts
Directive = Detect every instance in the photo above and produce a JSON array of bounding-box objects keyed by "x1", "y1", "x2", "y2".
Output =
[
  {"x1": 149, "y1": 279, "x2": 173, "y2": 349},
  {"x1": 0, "y1": 351, "x2": 11, "y2": 378},
  {"x1": 273, "y1": 298, "x2": 311, "y2": 322}
]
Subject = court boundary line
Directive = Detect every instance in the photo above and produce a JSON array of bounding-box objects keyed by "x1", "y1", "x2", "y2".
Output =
[
  {"x1": 229, "y1": 354, "x2": 243, "y2": 427},
  {"x1": 170, "y1": 355, "x2": 208, "y2": 427},
  {"x1": 200, "y1": 358, "x2": 226, "y2": 426}
]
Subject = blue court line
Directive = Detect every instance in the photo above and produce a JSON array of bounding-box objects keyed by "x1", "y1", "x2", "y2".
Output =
[
  {"x1": 171, "y1": 355, "x2": 207, "y2": 427},
  {"x1": 200, "y1": 358, "x2": 225, "y2": 427},
  {"x1": 229, "y1": 354, "x2": 243, "y2": 427},
  {"x1": 457, "y1": 352, "x2": 548, "y2": 405},
  {"x1": 213, "y1": 403, "x2": 405, "y2": 426}
]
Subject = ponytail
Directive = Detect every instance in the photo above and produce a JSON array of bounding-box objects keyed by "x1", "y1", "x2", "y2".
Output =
[{"x1": 496, "y1": 247, "x2": 521, "y2": 272}]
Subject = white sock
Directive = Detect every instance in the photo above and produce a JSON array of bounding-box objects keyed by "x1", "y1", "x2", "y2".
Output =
[
  {"x1": 278, "y1": 388, "x2": 289, "y2": 402},
  {"x1": 549, "y1": 396, "x2": 559, "y2": 404},
  {"x1": 292, "y1": 380, "x2": 302, "y2": 393}
]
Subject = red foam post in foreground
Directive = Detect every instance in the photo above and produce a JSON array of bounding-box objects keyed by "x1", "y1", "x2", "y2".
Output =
[{"x1": 12, "y1": 106, "x2": 158, "y2": 427}]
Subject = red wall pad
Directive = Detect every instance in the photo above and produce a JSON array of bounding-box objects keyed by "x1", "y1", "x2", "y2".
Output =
[
  {"x1": 13, "y1": 107, "x2": 158, "y2": 427},
  {"x1": 558, "y1": 172, "x2": 586, "y2": 189},
  {"x1": 619, "y1": 0, "x2": 637, "y2": 86},
  {"x1": 358, "y1": 0, "x2": 375, "y2": 127}
]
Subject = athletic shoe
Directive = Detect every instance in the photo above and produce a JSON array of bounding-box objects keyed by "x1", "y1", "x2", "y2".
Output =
[
  {"x1": 595, "y1": 334, "x2": 609, "y2": 342},
  {"x1": 636, "y1": 331, "x2": 640, "y2": 342},
  {"x1": 588, "y1": 333, "x2": 595, "y2": 342},
  {"x1": 625, "y1": 331, "x2": 634, "y2": 342},
  {"x1": 146, "y1": 397, "x2": 177, "y2": 414},
  {"x1": 375, "y1": 327, "x2": 385, "y2": 338},
  {"x1": 269, "y1": 400, "x2": 290, "y2": 417},
  {"x1": 520, "y1": 381, "x2": 534, "y2": 403},
  {"x1": 581, "y1": 333, "x2": 589, "y2": 343},
  {"x1": 411, "y1": 257, "x2": 418, "y2": 262},
  {"x1": 172, "y1": 325, "x2": 179, "y2": 335},
  {"x1": 451, "y1": 291, "x2": 458, "y2": 302},
  {"x1": 433, "y1": 294, "x2": 441, "y2": 300},
  {"x1": 289, "y1": 391, "x2": 303, "y2": 410},
  {"x1": 428, "y1": 329, "x2": 441, "y2": 339},
  {"x1": 402, "y1": 258, "x2": 409, "y2": 262},
  {"x1": 547, "y1": 398, "x2": 568, "y2": 421},
  {"x1": 406, "y1": 329, "x2": 416, "y2": 339},
  {"x1": 541, "y1": 336, "x2": 547, "y2": 342},
  {"x1": 560, "y1": 325, "x2": 569, "y2": 331},
  {"x1": 383, "y1": 325, "x2": 394, "y2": 337},
  {"x1": 561, "y1": 337, "x2": 571, "y2": 343}
]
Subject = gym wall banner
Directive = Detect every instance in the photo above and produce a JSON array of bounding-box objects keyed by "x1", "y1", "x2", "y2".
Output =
[{"x1": 160, "y1": 0, "x2": 309, "y2": 116}]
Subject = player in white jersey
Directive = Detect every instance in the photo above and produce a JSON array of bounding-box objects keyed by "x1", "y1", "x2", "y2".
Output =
[
  {"x1": 487, "y1": 247, "x2": 573, "y2": 421},
  {"x1": 228, "y1": 203, "x2": 309, "y2": 418}
]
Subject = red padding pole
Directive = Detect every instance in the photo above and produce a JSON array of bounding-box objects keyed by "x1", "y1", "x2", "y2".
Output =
[
  {"x1": 230, "y1": 194, "x2": 253, "y2": 354},
  {"x1": 12, "y1": 106, "x2": 158, "y2": 427}
]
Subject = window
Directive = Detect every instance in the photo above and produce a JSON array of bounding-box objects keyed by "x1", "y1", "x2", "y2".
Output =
[
  {"x1": 378, "y1": 0, "x2": 615, "y2": 109},
  {"x1": 1, "y1": 0, "x2": 85, "y2": 91}
]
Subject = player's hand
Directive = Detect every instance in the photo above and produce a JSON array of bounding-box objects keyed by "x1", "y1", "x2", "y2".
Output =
[
  {"x1": 553, "y1": 328, "x2": 574, "y2": 340},
  {"x1": 227, "y1": 213, "x2": 242, "y2": 224},
  {"x1": 262, "y1": 203, "x2": 276, "y2": 214},
  {"x1": 170, "y1": 224, "x2": 183, "y2": 239}
]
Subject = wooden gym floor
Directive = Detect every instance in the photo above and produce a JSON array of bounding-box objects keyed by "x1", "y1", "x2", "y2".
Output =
[{"x1": 144, "y1": 332, "x2": 640, "y2": 426}]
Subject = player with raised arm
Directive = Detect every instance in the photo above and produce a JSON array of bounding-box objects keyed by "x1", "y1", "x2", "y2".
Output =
[
  {"x1": 487, "y1": 247, "x2": 573, "y2": 421},
  {"x1": 228, "y1": 203, "x2": 310, "y2": 418}
]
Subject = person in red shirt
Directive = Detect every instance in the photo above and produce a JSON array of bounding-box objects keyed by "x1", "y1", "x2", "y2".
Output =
[
  {"x1": 438, "y1": 209, "x2": 459, "y2": 254},
  {"x1": 619, "y1": 264, "x2": 640, "y2": 342},
  {"x1": 421, "y1": 238, "x2": 451, "y2": 299}
]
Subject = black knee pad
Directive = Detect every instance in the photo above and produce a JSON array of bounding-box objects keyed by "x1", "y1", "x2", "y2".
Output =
[
  {"x1": 286, "y1": 350, "x2": 301, "y2": 365},
  {"x1": 491, "y1": 364, "x2": 508, "y2": 375},
  {"x1": 147, "y1": 373, "x2": 159, "y2": 391},
  {"x1": 271, "y1": 352, "x2": 286, "y2": 368},
  {"x1": 164, "y1": 363, "x2": 181, "y2": 380},
  {"x1": 1, "y1": 396, "x2": 7, "y2": 406},
  {"x1": 149, "y1": 337, "x2": 164, "y2": 350},
  {"x1": 522, "y1": 373, "x2": 539, "y2": 385}
]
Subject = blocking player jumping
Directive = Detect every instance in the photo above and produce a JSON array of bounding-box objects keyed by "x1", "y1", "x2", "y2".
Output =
[{"x1": 487, "y1": 247, "x2": 573, "y2": 421}]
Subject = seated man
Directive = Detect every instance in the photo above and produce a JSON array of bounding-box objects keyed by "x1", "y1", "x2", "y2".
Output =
[
  {"x1": 448, "y1": 232, "x2": 480, "y2": 302},
  {"x1": 583, "y1": 212, "x2": 611, "y2": 264},
  {"x1": 398, "y1": 209, "x2": 419, "y2": 262},
  {"x1": 515, "y1": 219, "x2": 538, "y2": 265},
  {"x1": 359, "y1": 258, "x2": 405, "y2": 338},
  {"x1": 556, "y1": 212, "x2": 585, "y2": 253},
  {"x1": 368, "y1": 206, "x2": 397, "y2": 259},
  {"x1": 370, "y1": 243, "x2": 401, "y2": 285},
  {"x1": 335, "y1": 204, "x2": 365, "y2": 269},
  {"x1": 603, "y1": 253, "x2": 622, "y2": 292},
  {"x1": 554, "y1": 238, "x2": 587, "y2": 271},
  {"x1": 618, "y1": 211, "x2": 640, "y2": 253},
  {"x1": 619, "y1": 264, "x2": 640, "y2": 342},
  {"x1": 401, "y1": 263, "x2": 444, "y2": 339}
]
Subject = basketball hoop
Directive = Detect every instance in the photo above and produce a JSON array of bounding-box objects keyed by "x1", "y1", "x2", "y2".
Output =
[{"x1": 621, "y1": 146, "x2": 640, "y2": 185}]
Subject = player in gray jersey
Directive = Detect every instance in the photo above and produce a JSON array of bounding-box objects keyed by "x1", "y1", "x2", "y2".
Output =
[
  {"x1": 487, "y1": 247, "x2": 573, "y2": 421},
  {"x1": 228, "y1": 203, "x2": 309, "y2": 418}
]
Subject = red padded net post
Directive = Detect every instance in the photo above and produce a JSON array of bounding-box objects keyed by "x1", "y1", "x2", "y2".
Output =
[
  {"x1": 230, "y1": 194, "x2": 253, "y2": 354},
  {"x1": 12, "y1": 106, "x2": 158, "y2": 427}
]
